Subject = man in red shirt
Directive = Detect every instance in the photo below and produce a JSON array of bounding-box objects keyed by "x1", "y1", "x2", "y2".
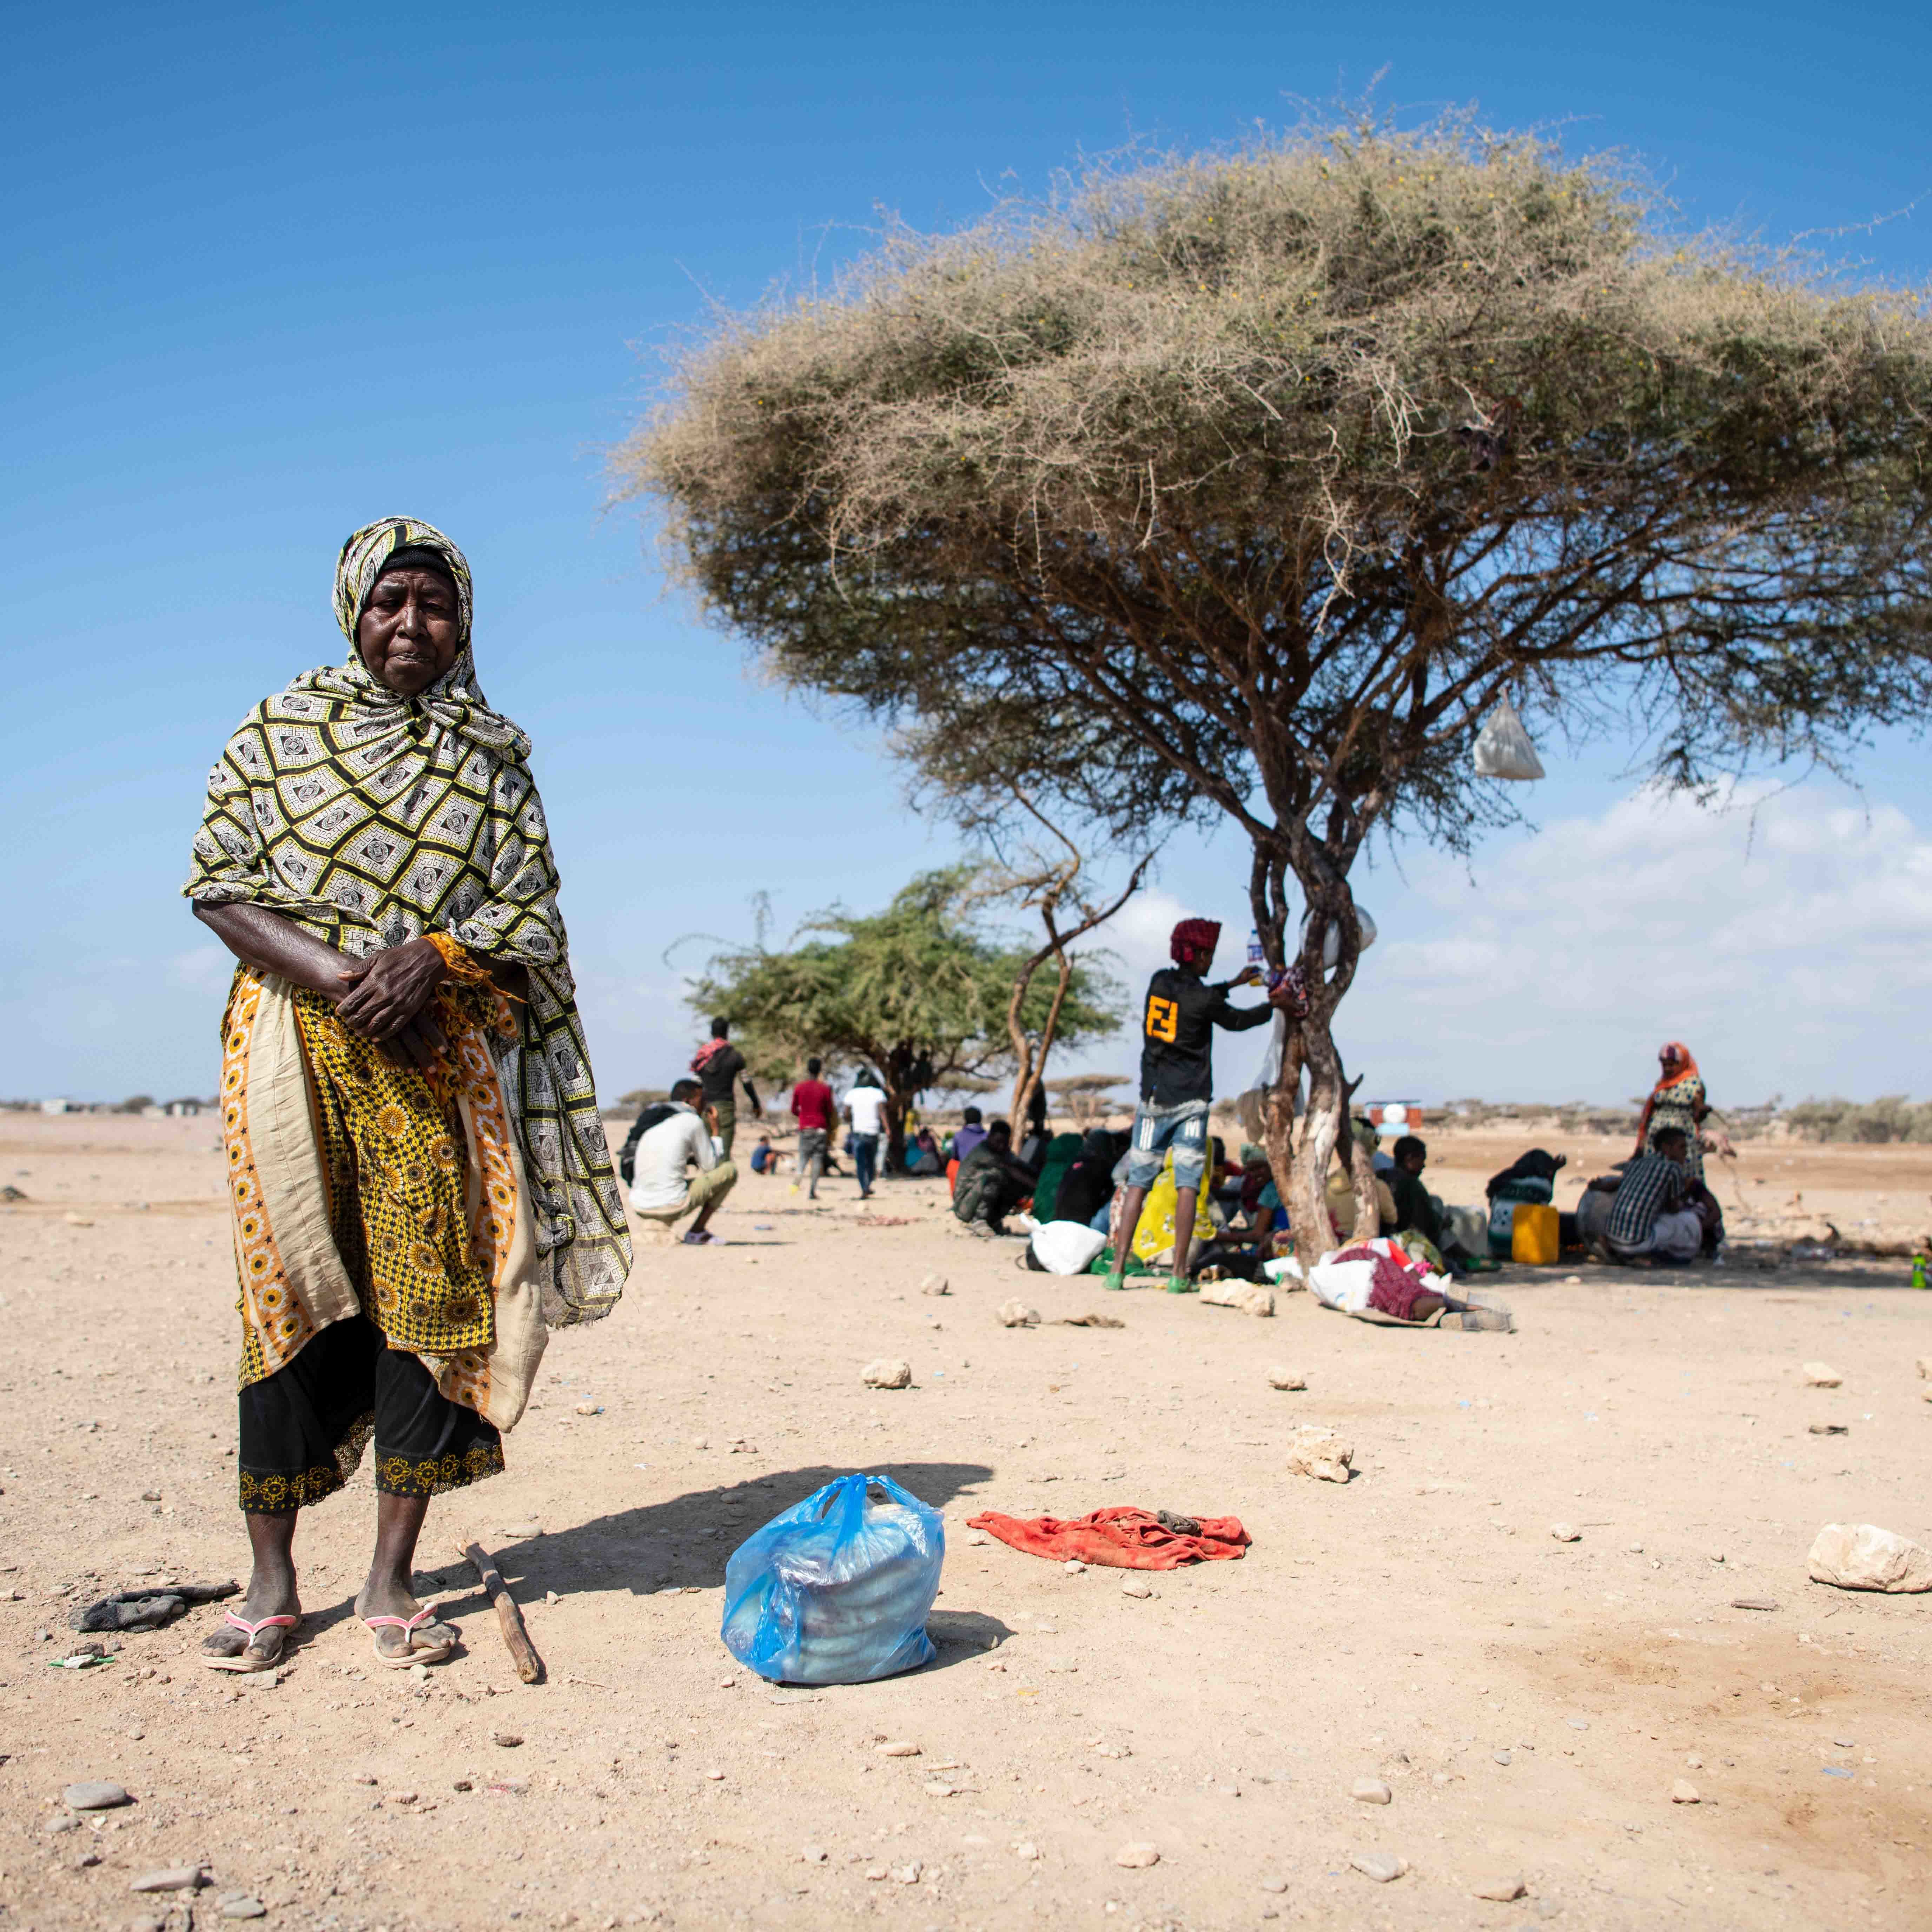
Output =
[{"x1": 789, "y1": 1056, "x2": 836, "y2": 1200}]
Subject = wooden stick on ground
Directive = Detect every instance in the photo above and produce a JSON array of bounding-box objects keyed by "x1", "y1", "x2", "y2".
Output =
[{"x1": 456, "y1": 1540, "x2": 544, "y2": 1684}]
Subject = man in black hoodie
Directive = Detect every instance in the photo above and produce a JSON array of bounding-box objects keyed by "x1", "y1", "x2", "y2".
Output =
[{"x1": 1108, "y1": 918, "x2": 1281, "y2": 1292}]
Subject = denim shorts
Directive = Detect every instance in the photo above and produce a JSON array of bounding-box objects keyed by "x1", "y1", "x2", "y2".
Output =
[{"x1": 1124, "y1": 1101, "x2": 1209, "y2": 1188}]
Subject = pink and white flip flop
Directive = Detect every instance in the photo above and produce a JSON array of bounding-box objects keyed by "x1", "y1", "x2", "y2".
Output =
[
  {"x1": 203, "y1": 1609, "x2": 299, "y2": 1673},
  {"x1": 363, "y1": 1606, "x2": 456, "y2": 1667}
]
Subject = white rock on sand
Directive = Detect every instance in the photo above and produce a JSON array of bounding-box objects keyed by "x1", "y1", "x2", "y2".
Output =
[
  {"x1": 1550, "y1": 1522, "x2": 1581, "y2": 1542},
  {"x1": 1114, "y1": 1842, "x2": 1160, "y2": 1868},
  {"x1": 861, "y1": 1358, "x2": 912, "y2": 1388},
  {"x1": 1350, "y1": 1852, "x2": 1406, "y2": 1883},
  {"x1": 1473, "y1": 1876, "x2": 1527, "y2": 1901},
  {"x1": 995, "y1": 1299, "x2": 1040, "y2": 1328},
  {"x1": 1806, "y1": 1522, "x2": 1932, "y2": 1593},
  {"x1": 919, "y1": 1273, "x2": 950, "y2": 1296},
  {"x1": 1351, "y1": 1777, "x2": 1392, "y2": 1804},
  {"x1": 1670, "y1": 1779, "x2": 1701, "y2": 1804},
  {"x1": 1267, "y1": 1368, "x2": 1307, "y2": 1390},
  {"x1": 1802, "y1": 1361, "x2": 1843, "y2": 1387},
  {"x1": 1200, "y1": 1279, "x2": 1274, "y2": 1317},
  {"x1": 1286, "y1": 1424, "x2": 1352, "y2": 1483}
]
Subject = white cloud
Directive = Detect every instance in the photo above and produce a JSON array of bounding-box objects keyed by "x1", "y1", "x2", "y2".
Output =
[
  {"x1": 1351, "y1": 784, "x2": 1932, "y2": 1103},
  {"x1": 1058, "y1": 783, "x2": 1932, "y2": 1109}
]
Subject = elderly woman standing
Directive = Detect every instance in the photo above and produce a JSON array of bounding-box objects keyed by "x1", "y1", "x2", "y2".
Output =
[{"x1": 185, "y1": 517, "x2": 631, "y2": 1669}]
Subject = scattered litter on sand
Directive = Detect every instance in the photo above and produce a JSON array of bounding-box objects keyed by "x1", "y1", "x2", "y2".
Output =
[{"x1": 1200, "y1": 1278, "x2": 1274, "y2": 1316}]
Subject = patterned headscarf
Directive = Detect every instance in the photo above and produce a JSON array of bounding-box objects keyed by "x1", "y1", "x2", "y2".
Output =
[
  {"x1": 302, "y1": 516, "x2": 527, "y2": 758},
  {"x1": 1170, "y1": 918, "x2": 1222, "y2": 966},
  {"x1": 334, "y1": 515, "x2": 474, "y2": 643}
]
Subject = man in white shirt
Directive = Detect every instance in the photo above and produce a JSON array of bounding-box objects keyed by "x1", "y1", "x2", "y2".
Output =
[
  {"x1": 844, "y1": 1069, "x2": 889, "y2": 1199},
  {"x1": 629, "y1": 1077, "x2": 736, "y2": 1245}
]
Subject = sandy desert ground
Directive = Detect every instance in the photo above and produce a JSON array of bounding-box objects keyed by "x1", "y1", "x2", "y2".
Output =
[{"x1": 3, "y1": 1114, "x2": 1930, "y2": 1932}]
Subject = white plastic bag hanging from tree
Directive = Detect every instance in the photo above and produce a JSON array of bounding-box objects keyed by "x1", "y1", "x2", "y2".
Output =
[
  {"x1": 1304, "y1": 905, "x2": 1377, "y2": 969},
  {"x1": 1472, "y1": 695, "x2": 1546, "y2": 780}
]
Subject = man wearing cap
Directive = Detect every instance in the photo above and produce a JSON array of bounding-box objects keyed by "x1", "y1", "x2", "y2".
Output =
[{"x1": 1109, "y1": 919, "x2": 1283, "y2": 1292}]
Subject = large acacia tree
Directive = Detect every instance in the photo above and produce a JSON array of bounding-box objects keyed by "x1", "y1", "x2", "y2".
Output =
[{"x1": 621, "y1": 116, "x2": 1932, "y2": 1241}]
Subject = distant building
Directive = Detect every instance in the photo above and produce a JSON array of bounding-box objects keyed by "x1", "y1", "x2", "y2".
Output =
[
  {"x1": 163, "y1": 1098, "x2": 208, "y2": 1117},
  {"x1": 40, "y1": 1098, "x2": 72, "y2": 1115}
]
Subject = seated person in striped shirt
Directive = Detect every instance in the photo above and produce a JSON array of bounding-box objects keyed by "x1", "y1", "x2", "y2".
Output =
[{"x1": 1582, "y1": 1126, "x2": 1702, "y2": 1265}]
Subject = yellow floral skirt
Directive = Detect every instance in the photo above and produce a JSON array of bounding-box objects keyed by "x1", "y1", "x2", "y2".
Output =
[{"x1": 221, "y1": 955, "x2": 549, "y2": 1511}]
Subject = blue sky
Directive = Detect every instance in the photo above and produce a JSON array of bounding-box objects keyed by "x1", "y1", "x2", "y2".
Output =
[{"x1": 5, "y1": 2, "x2": 1929, "y2": 1109}]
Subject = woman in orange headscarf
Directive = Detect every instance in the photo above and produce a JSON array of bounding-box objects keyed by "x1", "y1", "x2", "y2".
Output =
[{"x1": 1634, "y1": 1043, "x2": 1731, "y2": 1182}]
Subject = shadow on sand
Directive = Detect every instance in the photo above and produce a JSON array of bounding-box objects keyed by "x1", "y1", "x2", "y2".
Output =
[{"x1": 424, "y1": 1460, "x2": 1003, "y2": 1673}]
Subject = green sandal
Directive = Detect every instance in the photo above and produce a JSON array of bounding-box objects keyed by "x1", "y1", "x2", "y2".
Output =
[{"x1": 1165, "y1": 1275, "x2": 1198, "y2": 1295}]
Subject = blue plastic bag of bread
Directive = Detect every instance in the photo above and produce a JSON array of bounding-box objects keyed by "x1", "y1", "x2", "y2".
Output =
[{"x1": 721, "y1": 1473, "x2": 945, "y2": 1684}]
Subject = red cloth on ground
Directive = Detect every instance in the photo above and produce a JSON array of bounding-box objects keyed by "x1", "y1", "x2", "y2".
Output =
[
  {"x1": 967, "y1": 1506, "x2": 1250, "y2": 1569},
  {"x1": 1332, "y1": 1238, "x2": 1436, "y2": 1321}
]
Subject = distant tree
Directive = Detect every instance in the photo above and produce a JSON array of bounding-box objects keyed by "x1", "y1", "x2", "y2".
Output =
[
  {"x1": 686, "y1": 869, "x2": 1122, "y2": 1171},
  {"x1": 115, "y1": 1095, "x2": 156, "y2": 1115},
  {"x1": 623, "y1": 112, "x2": 1932, "y2": 1242},
  {"x1": 1049, "y1": 1073, "x2": 1130, "y2": 1129},
  {"x1": 952, "y1": 795, "x2": 1150, "y2": 1130}
]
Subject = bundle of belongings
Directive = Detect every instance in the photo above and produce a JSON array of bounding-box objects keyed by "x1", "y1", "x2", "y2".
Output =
[
  {"x1": 1483, "y1": 1148, "x2": 1565, "y2": 1255},
  {"x1": 1308, "y1": 1236, "x2": 1514, "y2": 1331}
]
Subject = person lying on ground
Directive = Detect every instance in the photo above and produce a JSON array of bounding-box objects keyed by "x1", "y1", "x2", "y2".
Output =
[
  {"x1": 1588, "y1": 1126, "x2": 1702, "y2": 1265},
  {"x1": 630, "y1": 1078, "x2": 737, "y2": 1243},
  {"x1": 1110, "y1": 917, "x2": 1289, "y2": 1293},
  {"x1": 952, "y1": 1119, "x2": 1038, "y2": 1235}
]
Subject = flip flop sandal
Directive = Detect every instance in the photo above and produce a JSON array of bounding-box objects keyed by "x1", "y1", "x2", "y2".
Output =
[
  {"x1": 363, "y1": 1607, "x2": 457, "y2": 1668},
  {"x1": 203, "y1": 1610, "x2": 299, "y2": 1673},
  {"x1": 1164, "y1": 1276, "x2": 1199, "y2": 1295}
]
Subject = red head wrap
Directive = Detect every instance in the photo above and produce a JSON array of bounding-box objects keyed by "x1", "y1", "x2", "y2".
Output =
[{"x1": 1170, "y1": 918, "x2": 1222, "y2": 966}]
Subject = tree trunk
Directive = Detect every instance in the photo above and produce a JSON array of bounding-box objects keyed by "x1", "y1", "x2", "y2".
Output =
[
  {"x1": 880, "y1": 1041, "x2": 914, "y2": 1175},
  {"x1": 1008, "y1": 949, "x2": 1073, "y2": 1130},
  {"x1": 1256, "y1": 879, "x2": 1374, "y2": 1262}
]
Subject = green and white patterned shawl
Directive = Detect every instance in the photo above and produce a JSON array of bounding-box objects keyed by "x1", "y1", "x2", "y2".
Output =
[{"x1": 184, "y1": 515, "x2": 631, "y2": 1326}]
